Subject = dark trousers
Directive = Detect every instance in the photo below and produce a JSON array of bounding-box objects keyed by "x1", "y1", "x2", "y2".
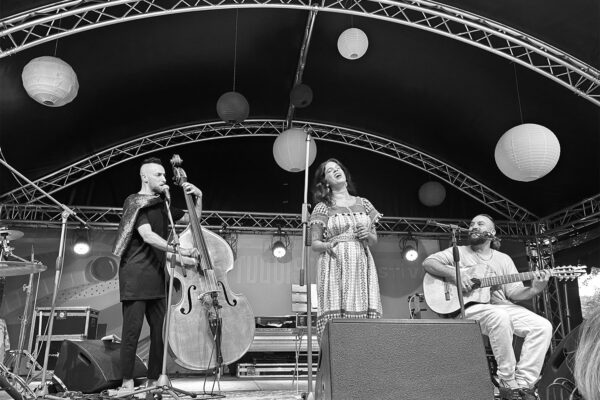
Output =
[{"x1": 121, "y1": 298, "x2": 165, "y2": 380}]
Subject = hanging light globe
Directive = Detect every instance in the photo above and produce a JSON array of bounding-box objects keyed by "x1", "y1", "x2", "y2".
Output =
[
  {"x1": 273, "y1": 128, "x2": 317, "y2": 172},
  {"x1": 290, "y1": 83, "x2": 313, "y2": 108},
  {"x1": 337, "y1": 28, "x2": 369, "y2": 60},
  {"x1": 418, "y1": 181, "x2": 446, "y2": 207},
  {"x1": 21, "y1": 56, "x2": 79, "y2": 107},
  {"x1": 494, "y1": 123, "x2": 561, "y2": 182},
  {"x1": 216, "y1": 91, "x2": 250, "y2": 123}
]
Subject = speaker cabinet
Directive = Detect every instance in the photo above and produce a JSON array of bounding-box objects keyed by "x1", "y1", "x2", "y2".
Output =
[
  {"x1": 315, "y1": 319, "x2": 493, "y2": 400},
  {"x1": 53, "y1": 340, "x2": 147, "y2": 393},
  {"x1": 539, "y1": 324, "x2": 581, "y2": 400}
]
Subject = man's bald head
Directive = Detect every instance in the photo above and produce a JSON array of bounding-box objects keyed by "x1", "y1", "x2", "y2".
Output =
[{"x1": 139, "y1": 157, "x2": 166, "y2": 194}]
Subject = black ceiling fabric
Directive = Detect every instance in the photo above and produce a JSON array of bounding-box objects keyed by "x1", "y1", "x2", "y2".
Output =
[{"x1": 0, "y1": 3, "x2": 599, "y2": 220}]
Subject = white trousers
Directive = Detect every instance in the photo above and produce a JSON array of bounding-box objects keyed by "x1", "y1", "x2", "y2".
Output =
[{"x1": 465, "y1": 303, "x2": 552, "y2": 387}]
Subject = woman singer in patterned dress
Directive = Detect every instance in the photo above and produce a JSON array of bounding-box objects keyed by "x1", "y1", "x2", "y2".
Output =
[{"x1": 309, "y1": 158, "x2": 383, "y2": 337}]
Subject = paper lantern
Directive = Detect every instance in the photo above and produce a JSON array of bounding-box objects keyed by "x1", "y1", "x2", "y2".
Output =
[
  {"x1": 21, "y1": 56, "x2": 79, "y2": 107},
  {"x1": 273, "y1": 128, "x2": 317, "y2": 172},
  {"x1": 290, "y1": 84, "x2": 313, "y2": 108},
  {"x1": 418, "y1": 181, "x2": 446, "y2": 207},
  {"x1": 494, "y1": 124, "x2": 561, "y2": 182},
  {"x1": 216, "y1": 91, "x2": 249, "y2": 123},
  {"x1": 337, "y1": 28, "x2": 369, "y2": 60}
]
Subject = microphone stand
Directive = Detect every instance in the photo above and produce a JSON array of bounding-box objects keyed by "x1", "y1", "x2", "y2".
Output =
[
  {"x1": 450, "y1": 227, "x2": 466, "y2": 319},
  {"x1": 426, "y1": 220, "x2": 467, "y2": 318},
  {"x1": 0, "y1": 154, "x2": 89, "y2": 399},
  {"x1": 116, "y1": 197, "x2": 198, "y2": 400},
  {"x1": 299, "y1": 132, "x2": 314, "y2": 399}
]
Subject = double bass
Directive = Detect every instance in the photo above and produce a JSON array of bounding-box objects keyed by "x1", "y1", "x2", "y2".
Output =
[{"x1": 166, "y1": 155, "x2": 255, "y2": 370}]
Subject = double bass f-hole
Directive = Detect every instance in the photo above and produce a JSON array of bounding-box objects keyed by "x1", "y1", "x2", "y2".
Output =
[
  {"x1": 180, "y1": 284, "x2": 196, "y2": 315},
  {"x1": 219, "y1": 281, "x2": 237, "y2": 306}
]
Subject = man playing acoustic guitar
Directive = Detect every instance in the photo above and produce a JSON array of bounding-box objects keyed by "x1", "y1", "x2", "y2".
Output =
[{"x1": 422, "y1": 214, "x2": 552, "y2": 400}]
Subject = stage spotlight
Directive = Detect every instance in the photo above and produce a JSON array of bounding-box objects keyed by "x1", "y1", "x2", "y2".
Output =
[
  {"x1": 403, "y1": 245, "x2": 419, "y2": 262},
  {"x1": 73, "y1": 229, "x2": 90, "y2": 255},
  {"x1": 272, "y1": 240, "x2": 287, "y2": 258},
  {"x1": 271, "y1": 228, "x2": 290, "y2": 259},
  {"x1": 400, "y1": 235, "x2": 419, "y2": 262}
]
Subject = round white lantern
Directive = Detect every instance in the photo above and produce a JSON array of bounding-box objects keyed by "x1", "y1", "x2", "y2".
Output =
[
  {"x1": 494, "y1": 124, "x2": 561, "y2": 182},
  {"x1": 273, "y1": 128, "x2": 317, "y2": 172},
  {"x1": 21, "y1": 56, "x2": 79, "y2": 107},
  {"x1": 418, "y1": 181, "x2": 446, "y2": 207},
  {"x1": 337, "y1": 28, "x2": 369, "y2": 60}
]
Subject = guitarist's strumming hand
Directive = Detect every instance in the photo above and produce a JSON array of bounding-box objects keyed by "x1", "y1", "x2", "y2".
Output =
[{"x1": 453, "y1": 263, "x2": 494, "y2": 293}]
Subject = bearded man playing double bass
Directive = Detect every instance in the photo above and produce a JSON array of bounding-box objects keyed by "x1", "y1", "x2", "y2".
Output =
[{"x1": 113, "y1": 157, "x2": 202, "y2": 392}]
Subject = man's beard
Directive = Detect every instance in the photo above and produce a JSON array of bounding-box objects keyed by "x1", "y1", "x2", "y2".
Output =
[{"x1": 468, "y1": 235, "x2": 487, "y2": 246}]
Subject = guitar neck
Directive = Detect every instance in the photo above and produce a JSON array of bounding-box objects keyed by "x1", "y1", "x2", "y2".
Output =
[{"x1": 479, "y1": 270, "x2": 542, "y2": 288}]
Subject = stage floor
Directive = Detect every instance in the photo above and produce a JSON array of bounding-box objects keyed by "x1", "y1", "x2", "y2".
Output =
[
  {"x1": 0, "y1": 375, "x2": 503, "y2": 400},
  {"x1": 0, "y1": 376, "x2": 309, "y2": 400}
]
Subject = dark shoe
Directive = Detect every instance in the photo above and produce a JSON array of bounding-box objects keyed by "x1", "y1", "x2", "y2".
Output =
[
  {"x1": 145, "y1": 392, "x2": 162, "y2": 400},
  {"x1": 517, "y1": 388, "x2": 539, "y2": 400},
  {"x1": 499, "y1": 387, "x2": 522, "y2": 400},
  {"x1": 498, "y1": 387, "x2": 539, "y2": 400}
]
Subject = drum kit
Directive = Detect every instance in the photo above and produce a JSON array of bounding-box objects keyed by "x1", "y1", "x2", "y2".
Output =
[
  {"x1": 0, "y1": 228, "x2": 46, "y2": 276},
  {"x1": 0, "y1": 227, "x2": 48, "y2": 400}
]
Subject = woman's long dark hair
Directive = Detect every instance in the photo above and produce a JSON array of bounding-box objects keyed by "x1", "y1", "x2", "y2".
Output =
[{"x1": 311, "y1": 158, "x2": 356, "y2": 206}]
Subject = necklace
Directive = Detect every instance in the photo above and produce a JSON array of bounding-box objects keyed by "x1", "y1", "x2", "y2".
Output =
[{"x1": 475, "y1": 249, "x2": 494, "y2": 262}]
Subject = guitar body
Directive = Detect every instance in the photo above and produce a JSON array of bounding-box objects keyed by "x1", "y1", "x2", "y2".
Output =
[{"x1": 423, "y1": 266, "x2": 491, "y2": 315}]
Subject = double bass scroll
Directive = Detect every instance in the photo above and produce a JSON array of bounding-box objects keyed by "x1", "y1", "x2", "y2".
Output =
[{"x1": 166, "y1": 154, "x2": 255, "y2": 371}]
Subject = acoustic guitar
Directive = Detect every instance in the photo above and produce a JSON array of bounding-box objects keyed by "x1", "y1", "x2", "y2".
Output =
[{"x1": 423, "y1": 265, "x2": 586, "y2": 315}]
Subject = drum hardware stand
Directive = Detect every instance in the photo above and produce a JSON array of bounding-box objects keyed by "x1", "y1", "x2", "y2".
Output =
[
  {"x1": 0, "y1": 154, "x2": 89, "y2": 399},
  {"x1": 12, "y1": 248, "x2": 40, "y2": 381},
  {"x1": 0, "y1": 239, "x2": 36, "y2": 400}
]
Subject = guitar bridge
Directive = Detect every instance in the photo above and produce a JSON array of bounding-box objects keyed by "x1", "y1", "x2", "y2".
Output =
[{"x1": 444, "y1": 281, "x2": 450, "y2": 301}]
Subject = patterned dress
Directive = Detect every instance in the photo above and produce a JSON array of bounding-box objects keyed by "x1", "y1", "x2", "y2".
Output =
[{"x1": 310, "y1": 197, "x2": 383, "y2": 337}]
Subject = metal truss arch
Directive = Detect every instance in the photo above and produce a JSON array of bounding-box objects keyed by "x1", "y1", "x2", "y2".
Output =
[
  {"x1": 1, "y1": 0, "x2": 599, "y2": 107},
  {"x1": 539, "y1": 193, "x2": 600, "y2": 236},
  {"x1": 0, "y1": 119, "x2": 537, "y2": 221},
  {"x1": 0, "y1": 203, "x2": 537, "y2": 238}
]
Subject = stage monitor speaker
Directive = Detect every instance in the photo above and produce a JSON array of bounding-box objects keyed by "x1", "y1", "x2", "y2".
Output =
[
  {"x1": 53, "y1": 340, "x2": 147, "y2": 393},
  {"x1": 538, "y1": 324, "x2": 581, "y2": 400},
  {"x1": 315, "y1": 319, "x2": 493, "y2": 400}
]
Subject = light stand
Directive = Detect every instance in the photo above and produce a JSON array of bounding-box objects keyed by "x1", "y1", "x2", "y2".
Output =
[
  {"x1": 0, "y1": 154, "x2": 89, "y2": 399},
  {"x1": 115, "y1": 198, "x2": 199, "y2": 400},
  {"x1": 298, "y1": 132, "x2": 314, "y2": 399}
]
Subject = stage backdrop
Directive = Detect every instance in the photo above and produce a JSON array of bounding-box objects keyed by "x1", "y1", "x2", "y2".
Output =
[{"x1": 1, "y1": 227, "x2": 529, "y2": 363}]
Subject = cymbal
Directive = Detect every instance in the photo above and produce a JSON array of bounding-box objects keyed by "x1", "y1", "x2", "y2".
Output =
[
  {"x1": 0, "y1": 229, "x2": 24, "y2": 241},
  {"x1": 0, "y1": 261, "x2": 47, "y2": 277}
]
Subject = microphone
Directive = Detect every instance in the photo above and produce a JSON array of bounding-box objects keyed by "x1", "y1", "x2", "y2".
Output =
[
  {"x1": 162, "y1": 185, "x2": 171, "y2": 204},
  {"x1": 472, "y1": 231, "x2": 501, "y2": 241},
  {"x1": 426, "y1": 220, "x2": 470, "y2": 232}
]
